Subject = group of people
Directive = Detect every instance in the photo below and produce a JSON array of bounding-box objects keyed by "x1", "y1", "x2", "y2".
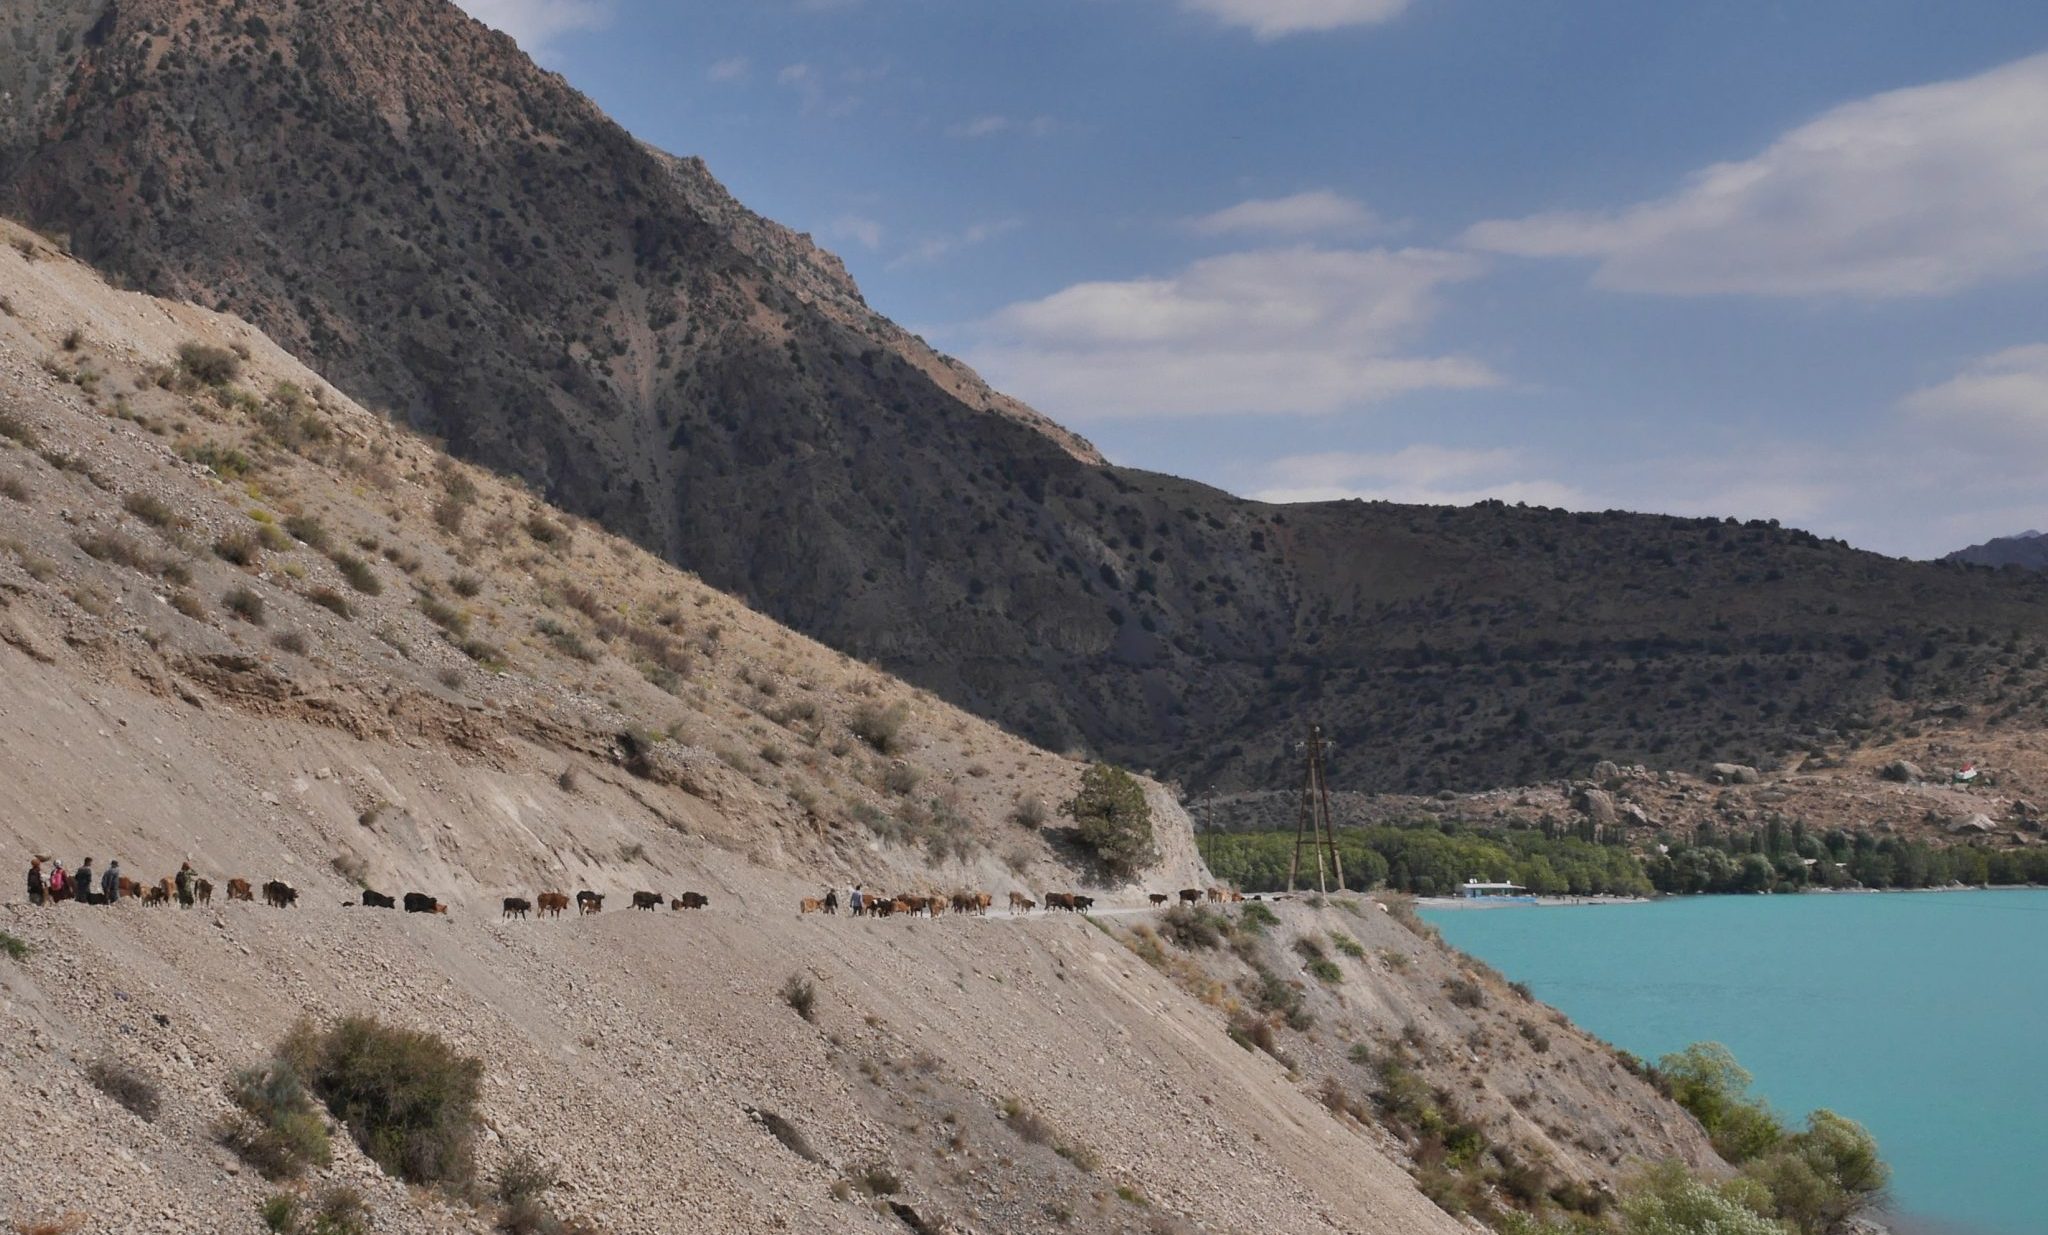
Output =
[{"x1": 25, "y1": 855, "x2": 199, "y2": 907}]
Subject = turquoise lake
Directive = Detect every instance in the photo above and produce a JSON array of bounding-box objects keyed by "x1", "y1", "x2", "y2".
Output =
[{"x1": 1421, "y1": 890, "x2": 2046, "y2": 1235}]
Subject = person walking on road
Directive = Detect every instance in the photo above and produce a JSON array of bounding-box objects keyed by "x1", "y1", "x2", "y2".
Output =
[
  {"x1": 75, "y1": 858, "x2": 96, "y2": 906},
  {"x1": 175, "y1": 862, "x2": 196, "y2": 909},
  {"x1": 26, "y1": 857, "x2": 45, "y2": 906},
  {"x1": 102, "y1": 860, "x2": 121, "y2": 905}
]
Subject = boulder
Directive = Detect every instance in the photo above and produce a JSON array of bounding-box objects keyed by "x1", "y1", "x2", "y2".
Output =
[
  {"x1": 1881, "y1": 760, "x2": 1923, "y2": 783},
  {"x1": 1620, "y1": 802, "x2": 1652, "y2": 828},
  {"x1": 1574, "y1": 787, "x2": 1618, "y2": 828},
  {"x1": 1710, "y1": 763, "x2": 1761, "y2": 785},
  {"x1": 1591, "y1": 759, "x2": 1622, "y2": 787},
  {"x1": 1948, "y1": 812, "x2": 1996, "y2": 835}
]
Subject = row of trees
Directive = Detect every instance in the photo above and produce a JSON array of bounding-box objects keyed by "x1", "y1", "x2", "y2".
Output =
[
  {"x1": 1197, "y1": 824, "x2": 1652, "y2": 897},
  {"x1": 1198, "y1": 817, "x2": 2048, "y2": 897}
]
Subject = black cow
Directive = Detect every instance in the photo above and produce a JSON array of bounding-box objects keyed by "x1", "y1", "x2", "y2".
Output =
[
  {"x1": 630, "y1": 891, "x2": 662, "y2": 911},
  {"x1": 503, "y1": 897, "x2": 532, "y2": 919},
  {"x1": 576, "y1": 891, "x2": 604, "y2": 915},
  {"x1": 361, "y1": 889, "x2": 396, "y2": 909},
  {"x1": 403, "y1": 892, "x2": 440, "y2": 914},
  {"x1": 676, "y1": 891, "x2": 708, "y2": 910},
  {"x1": 262, "y1": 880, "x2": 298, "y2": 909},
  {"x1": 1072, "y1": 895, "x2": 1096, "y2": 913}
]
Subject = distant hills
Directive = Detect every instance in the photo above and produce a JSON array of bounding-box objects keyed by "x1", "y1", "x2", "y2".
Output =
[
  {"x1": 7, "y1": 0, "x2": 2048, "y2": 794},
  {"x1": 1945, "y1": 531, "x2": 2048, "y2": 571}
]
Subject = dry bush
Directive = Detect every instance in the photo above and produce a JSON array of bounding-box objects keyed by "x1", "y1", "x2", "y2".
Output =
[
  {"x1": 328, "y1": 551, "x2": 381, "y2": 595},
  {"x1": 214, "y1": 530, "x2": 262, "y2": 567},
  {"x1": 86, "y1": 1057, "x2": 162, "y2": 1121},
  {"x1": 781, "y1": 974, "x2": 818, "y2": 1023},
  {"x1": 306, "y1": 588, "x2": 353, "y2": 619},
  {"x1": 849, "y1": 701, "x2": 910, "y2": 755},
  {"x1": 121, "y1": 492, "x2": 184, "y2": 529},
  {"x1": 177, "y1": 342, "x2": 241, "y2": 386},
  {"x1": 224, "y1": 586, "x2": 267, "y2": 625}
]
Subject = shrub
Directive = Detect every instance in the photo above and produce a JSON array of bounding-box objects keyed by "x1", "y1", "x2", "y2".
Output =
[
  {"x1": 222, "y1": 1054, "x2": 332, "y2": 1180},
  {"x1": 260, "y1": 1193, "x2": 298, "y2": 1232},
  {"x1": 0, "y1": 473, "x2": 27, "y2": 502},
  {"x1": 459, "y1": 638, "x2": 506, "y2": 666},
  {"x1": 524, "y1": 515, "x2": 566, "y2": 546},
  {"x1": 1238, "y1": 902, "x2": 1279, "y2": 932},
  {"x1": 329, "y1": 552, "x2": 381, "y2": 595},
  {"x1": 296, "y1": 1016, "x2": 484, "y2": 1186},
  {"x1": 87, "y1": 1057, "x2": 162, "y2": 1121},
  {"x1": 1621, "y1": 1161, "x2": 1786, "y2": 1235},
  {"x1": 450, "y1": 574, "x2": 483, "y2": 598},
  {"x1": 76, "y1": 532, "x2": 159, "y2": 573},
  {"x1": 881, "y1": 762, "x2": 923, "y2": 795},
  {"x1": 177, "y1": 342, "x2": 241, "y2": 386},
  {"x1": 184, "y1": 442, "x2": 254, "y2": 478},
  {"x1": 273, "y1": 630, "x2": 311, "y2": 656},
  {"x1": 256, "y1": 521, "x2": 295, "y2": 552},
  {"x1": 214, "y1": 530, "x2": 262, "y2": 567},
  {"x1": 782, "y1": 974, "x2": 818, "y2": 1023},
  {"x1": 1062, "y1": 763, "x2": 1156, "y2": 878},
  {"x1": 1444, "y1": 977, "x2": 1486, "y2": 1009},
  {"x1": 849, "y1": 701, "x2": 909, "y2": 754},
  {"x1": 1295, "y1": 938, "x2": 1343, "y2": 984},
  {"x1": 0, "y1": 409, "x2": 42, "y2": 447},
  {"x1": 418, "y1": 595, "x2": 468, "y2": 636},
  {"x1": 122, "y1": 492, "x2": 184, "y2": 529},
  {"x1": 307, "y1": 587, "x2": 353, "y2": 619},
  {"x1": 224, "y1": 586, "x2": 266, "y2": 625},
  {"x1": 1330, "y1": 932, "x2": 1366, "y2": 958},
  {"x1": 853, "y1": 1163, "x2": 902, "y2": 1196},
  {"x1": 1159, "y1": 905, "x2": 1227, "y2": 950},
  {"x1": 0, "y1": 930, "x2": 29, "y2": 961},
  {"x1": 1011, "y1": 794, "x2": 1049, "y2": 829},
  {"x1": 277, "y1": 513, "x2": 328, "y2": 549}
]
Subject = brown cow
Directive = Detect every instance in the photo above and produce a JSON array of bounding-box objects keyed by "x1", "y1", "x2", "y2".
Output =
[
  {"x1": 141, "y1": 885, "x2": 169, "y2": 906},
  {"x1": 1148, "y1": 893, "x2": 1169, "y2": 908},
  {"x1": 1008, "y1": 891, "x2": 1031, "y2": 912},
  {"x1": 118, "y1": 876, "x2": 143, "y2": 899},
  {"x1": 630, "y1": 891, "x2": 662, "y2": 911},
  {"x1": 1229, "y1": 890, "x2": 1245, "y2": 903},
  {"x1": 1178, "y1": 888, "x2": 1201, "y2": 905},
  {"x1": 195, "y1": 879, "x2": 214, "y2": 906},
  {"x1": 1044, "y1": 892, "x2": 1076, "y2": 912},
  {"x1": 1019, "y1": 898, "x2": 1037, "y2": 912},
  {"x1": 503, "y1": 897, "x2": 531, "y2": 920},
  {"x1": 536, "y1": 892, "x2": 569, "y2": 918},
  {"x1": 1206, "y1": 887, "x2": 1225, "y2": 903},
  {"x1": 226, "y1": 878, "x2": 254, "y2": 902},
  {"x1": 975, "y1": 891, "x2": 992, "y2": 915},
  {"x1": 576, "y1": 891, "x2": 604, "y2": 915},
  {"x1": 800, "y1": 898, "x2": 824, "y2": 914}
]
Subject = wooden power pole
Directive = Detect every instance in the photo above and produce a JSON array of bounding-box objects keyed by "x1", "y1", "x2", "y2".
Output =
[{"x1": 1288, "y1": 724, "x2": 1344, "y2": 894}]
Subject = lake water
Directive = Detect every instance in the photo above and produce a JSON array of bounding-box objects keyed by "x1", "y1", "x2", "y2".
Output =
[{"x1": 1421, "y1": 890, "x2": 2047, "y2": 1235}]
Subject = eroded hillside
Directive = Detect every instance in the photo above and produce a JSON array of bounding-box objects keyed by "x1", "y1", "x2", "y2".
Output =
[
  {"x1": 0, "y1": 224, "x2": 1733, "y2": 1233},
  {"x1": 7, "y1": 0, "x2": 2048, "y2": 797}
]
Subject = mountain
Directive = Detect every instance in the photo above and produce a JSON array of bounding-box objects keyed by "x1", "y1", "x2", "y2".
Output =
[
  {"x1": 8, "y1": 0, "x2": 2048, "y2": 797},
  {"x1": 1946, "y1": 530, "x2": 2048, "y2": 571},
  {"x1": 0, "y1": 218, "x2": 1716, "y2": 1234}
]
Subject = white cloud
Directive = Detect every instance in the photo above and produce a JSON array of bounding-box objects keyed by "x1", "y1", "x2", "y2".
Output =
[
  {"x1": 1182, "y1": 0, "x2": 1410, "y2": 39},
  {"x1": 1249, "y1": 446, "x2": 1582, "y2": 507},
  {"x1": 946, "y1": 114, "x2": 1057, "y2": 140},
  {"x1": 889, "y1": 219, "x2": 1022, "y2": 267},
  {"x1": 707, "y1": 57, "x2": 751, "y2": 83},
  {"x1": 1901, "y1": 344, "x2": 2048, "y2": 448},
  {"x1": 454, "y1": 0, "x2": 609, "y2": 55},
  {"x1": 1466, "y1": 52, "x2": 2048, "y2": 298},
  {"x1": 1189, "y1": 190, "x2": 1381, "y2": 237},
  {"x1": 962, "y1": 246, "x2": 1497, "y2": 419},
  {"x1": 829, "y1": 215, "x2": 885, "y2": 251}
]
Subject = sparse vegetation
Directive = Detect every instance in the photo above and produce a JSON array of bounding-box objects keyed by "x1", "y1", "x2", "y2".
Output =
[
  {"x1": 781, "y1": 974, "x2": 818, "y2": 1023},
  {"x1": 329, "y1": 552, "x2": 381, "y2": 595},
  {"x1": 86, "y1": 1057, "x2": 162, "y2": 1121},
  {"x1": 170, "y1": 590, "x2": 206, "y2": 620},
  {"x1": 849, "y1": 701, "x2": 909, "y2": 754},
  {"x1": 224, "y1": 585, "x2": 267, "y2": 625},
  {"x1": 0, "y1": 930, "x2": 28, "y2": 961},
  {"x1": 306, "y1": 587, "x2": 353, "y2": 618},
  {"x1": 177, "y1": 342, "x2": 242, "y2": 386},
  {"x1": 221, "y1": 1051, "x2": 332, "y2": 1180},
  {"x1": 289, "y1": 1016, "x2": 484, "y2": 1186},
  {"x1": 214, "y1": 529, "x2": 263, "y2": 567},
  {"x1": 0, "y1": 409, "x2": 42, "y2": 448},
  {"x1": 122, "y1": 492, "x2": 184, "y2": 529}
]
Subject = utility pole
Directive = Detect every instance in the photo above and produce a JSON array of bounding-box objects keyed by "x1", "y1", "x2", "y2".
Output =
[{"x1": 1287, "y1": 724, "x2": 1344, "y2": 894}]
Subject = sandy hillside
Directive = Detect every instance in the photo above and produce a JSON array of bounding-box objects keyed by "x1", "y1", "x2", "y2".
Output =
[{"x1": 0, "y1": 221, "x2": 1715, "y2": 1235}]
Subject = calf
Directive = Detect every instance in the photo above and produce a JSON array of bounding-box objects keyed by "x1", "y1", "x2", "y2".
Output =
[
  {"x1": 536, "y1": 892, "x2": 569, "y2": 918},
  {"x1": 361, "y1": 889, "x2": 396, "y2": 909},
  {"x1": 403, "y1": 892, "x2": 439, "y2": 914},
  {"x1": 226, "y1": 878, "x2": 254, "y2": 902},
  {"x1": 141, "y1": 885, "x2": 169, "y2": 907},
  {"x1": 262, "y1": 881, "x2": 298, "y2": 909},
  {"x1": 118, "y1": 877, "x2": 143, "y2": 899},
  {"x1": 195, "y1": 879, "x2": 214, "y2": 906},
  {"x1": 1206, "y1": 887, "x2": 1225, "y2": 903},
  {"x1": 800, "y1": 898, "x2": 824, "y2": 914},
  {"x1": 576, "y1": 891, "x2": 604, "y2": 915},
  {"x1": 1148, "y1": 893, "x2": 1169, "y2": 908},
  {"x1": 1072, "y1": 895, "x2": 1096, "y2": 913},
  {"x1": 503, "y1": 897, "x2": 532, "y2": 920},
  {"x1": 1008, "y1": 891, "x2": 1030, "y2": 912},
  {"x1": 974, "y1": 892, "x2": 992, "y2": 915},
  {"x1": 631, "y1": 891, "x2": 662, "y2": 911},
  {"x1": 677, "y1": 892, "x2": 708, "y2": 910}
]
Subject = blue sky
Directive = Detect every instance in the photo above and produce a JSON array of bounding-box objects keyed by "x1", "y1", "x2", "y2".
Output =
[{"x1": 457, "y1": 0, "x2": 2048, "y2": 559}]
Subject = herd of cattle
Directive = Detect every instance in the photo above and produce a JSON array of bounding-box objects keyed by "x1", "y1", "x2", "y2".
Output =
[{"x1": 94, "y1": 875, "x2": 1252, "y2": 920}]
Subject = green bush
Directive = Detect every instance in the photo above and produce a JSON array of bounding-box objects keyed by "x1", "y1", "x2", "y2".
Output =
[
  {"x1": 224, "y1": 585, "x2": 267, "y2": 625},
  {"x1": 329, "y1": 552, "x2": 382, "y2": 595},
  {"x1": 1743, "y1": 1110, "x2": 1888, "y2": 1235},
  {"x1": 178, "y1": 342, "x2": 242, "y2": 386},
  {"x1": 1062, "y1": 763, "x2": 1156, "y2": 878},
  {"x1": 222, "y1": 1054, "x2": 332, "y2": 1180},
  {"x1": 1658, "y1": 1043, "x2": 1784, "y2": 1163},
  {"x1": 1620, "y1": 1161, "x2": 1785, "y2": 1235},
  {"x1": 0, "y1": 930, "x2": 28, "y2": 961},
  {"x1": 781, "y1": 974, "x2": 817, "y2": 1023},
  {"x1": 1238, "y1": 902, "x2": 1279, "y2": 932},
  {"x1": 296, "y1": 1016, "x2": 484, "y2": 1186},
  {"x1": 849, "y1": 701, "x2": 909, "y2": 754},
  {"x1": 1158, "y1": 905, "x2": 1227, "y2": 950}
]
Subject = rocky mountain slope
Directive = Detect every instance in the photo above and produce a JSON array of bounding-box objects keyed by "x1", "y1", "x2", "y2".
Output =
[
  {"x1": 1946, "y1": 530, "x2": 2048, "y2": 571},
  {"x1": 9, "y1": 0, "x2": 2048, "y2": 800},
  {"x1": 0, "y1": 222, "x2": 1721, "y2": 1233}
]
